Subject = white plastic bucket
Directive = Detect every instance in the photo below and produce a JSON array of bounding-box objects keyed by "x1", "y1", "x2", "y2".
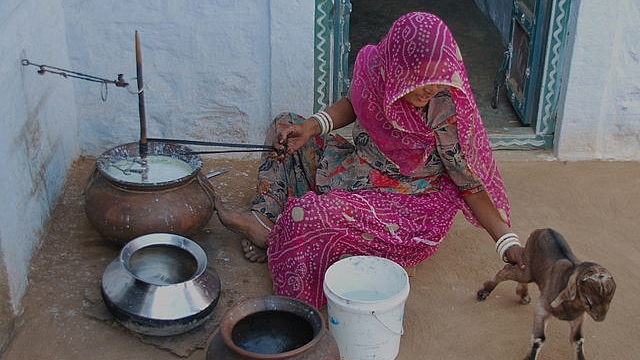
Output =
[{"x1": 323, "y1": 256, "x2": 410, "y2": 360}]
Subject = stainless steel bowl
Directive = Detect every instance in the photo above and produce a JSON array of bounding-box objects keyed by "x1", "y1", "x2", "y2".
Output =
[{"x1": 101, "y1": 233, "x2": 221, "y2": 336}]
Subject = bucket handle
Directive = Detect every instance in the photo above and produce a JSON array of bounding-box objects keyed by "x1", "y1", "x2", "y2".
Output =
[{"x1": 372, "y1": 311, "x2": 404, "y2": 336}]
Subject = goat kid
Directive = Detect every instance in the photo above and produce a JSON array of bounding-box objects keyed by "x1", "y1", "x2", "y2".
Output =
[{"x1": 477, "y1": 228, "x2": 616, "y2": 360}]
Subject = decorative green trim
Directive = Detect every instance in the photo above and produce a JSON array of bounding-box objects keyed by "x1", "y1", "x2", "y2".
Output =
[
  {"x1": 313, "y1": 0, "x2": 352, "y2": 113},
  {"x1": 489, "y1": 128, "x2": 554, "y2": 149},
  {"x1": 313, "y1": 0, "x2": 332, "y2": 113},
  {"x1": 535, "y1": 0, "x2": 571, "y2": 136}
]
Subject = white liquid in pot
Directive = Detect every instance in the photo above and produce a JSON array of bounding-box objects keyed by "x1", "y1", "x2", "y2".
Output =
[{"x1": 105, "y1": 155, "x2": 193, "y2": 184}]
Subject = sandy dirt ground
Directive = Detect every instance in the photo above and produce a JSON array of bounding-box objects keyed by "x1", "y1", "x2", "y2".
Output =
[{"x1": 2, "y1": 152, "x2": 640, "y2": 360}]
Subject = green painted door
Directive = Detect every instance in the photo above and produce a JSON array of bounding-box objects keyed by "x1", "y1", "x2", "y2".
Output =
[{"x1": 492, "y1": 0, "x2": 573, "y2": 149}]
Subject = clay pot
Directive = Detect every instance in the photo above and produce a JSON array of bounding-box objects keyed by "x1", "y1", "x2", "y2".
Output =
[
  {"x1": 84, "y1": 141, "x2": 215, "y2": 245},
  {"x1": 206, "y1": 295, "x2": 340, "y2": 359},
  {"x1": 101, "y1": 233, "x2": 221, "y2": 336}
]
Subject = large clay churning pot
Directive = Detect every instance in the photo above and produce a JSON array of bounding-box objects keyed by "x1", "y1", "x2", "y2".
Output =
[{"x1": 84, "y1": 140, "x2": 215, "y2": 245}]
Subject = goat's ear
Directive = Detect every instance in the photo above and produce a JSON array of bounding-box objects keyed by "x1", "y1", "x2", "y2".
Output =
[{"x1": 550, "y1": 270, "x2": 580, "y2": 308}]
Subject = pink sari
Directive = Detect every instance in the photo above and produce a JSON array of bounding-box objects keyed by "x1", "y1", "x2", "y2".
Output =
[{"x1": 267, "y1": 12, "x2": 510, "y2": 308}]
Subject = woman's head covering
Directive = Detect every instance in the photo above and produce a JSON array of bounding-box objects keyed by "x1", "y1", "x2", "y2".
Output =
[{"x1": 350, "y1": 12, "x2": 510, "y2": 223}]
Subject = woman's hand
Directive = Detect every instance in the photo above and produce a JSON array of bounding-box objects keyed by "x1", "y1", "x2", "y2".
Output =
[
  {"x1": 463, "y1": 191, "x2": 526, "y2": 270},
  {"x1": 505, "y1": 244, "x2": 526, "y2": 270},
  {"x1": 270, "y1": 119, "x2": 320, "y2": 161},
  {"x1": 270, "y1": 97, "x2": 357, "y2": 161}
]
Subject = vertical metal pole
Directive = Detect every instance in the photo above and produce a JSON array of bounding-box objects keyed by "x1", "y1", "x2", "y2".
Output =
[
  {"x1": 136, "y1": 30, "x2": 148, "y2": 158},
  {"x1": 135, "y1": 31, "x2": 148, "y2": 181}
]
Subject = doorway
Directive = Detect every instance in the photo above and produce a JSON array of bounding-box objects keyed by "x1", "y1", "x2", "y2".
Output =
[
  {"x1": 312, "y1": 0, "x2": 573, "y2": 149},
  {"x1": 348, "y1": 0, "x2": 521, "y2": 131}
]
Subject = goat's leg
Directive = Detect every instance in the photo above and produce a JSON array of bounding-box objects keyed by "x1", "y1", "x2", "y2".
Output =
[
  {"x1": 516, "y1": 282, "x2": 531, "y2": 304},
  {"x1": 477, "y1": 263, "x2": 531, "y2": 301},
  {"x1": 569, "y1": 314, "x2": 586, "y2": 360},
  {"x1": 524, "y1": 301, "x2": 551, "y2": 360},
  {"x1": 524, "y1": 337, "x2": 544, "y2": 360}
]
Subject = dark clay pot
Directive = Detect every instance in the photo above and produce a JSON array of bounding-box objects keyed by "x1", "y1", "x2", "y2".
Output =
[
  {"x1": 206, "y1": 296, "x2": 340, "y2": 359},
  {"x1": 84, "y1": 141, "x2": 215, "y2": 245}
]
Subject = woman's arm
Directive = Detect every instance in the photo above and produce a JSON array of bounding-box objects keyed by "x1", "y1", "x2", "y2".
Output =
[
  {"x1": 297, "y1": 97, "x2": 357, "y2": 137},
  {"x1": 425, "y1": 93, "x2": 525, "y2": 268},
  {"x1": 273, "y1": 97, "x2": 356, "y2": 157},
  {"x1": 464, "y1": 191, "x2": 525, "y2": 268},
  {"x1": 324, "y1": 97, "x2": 357, "y2": 130}
]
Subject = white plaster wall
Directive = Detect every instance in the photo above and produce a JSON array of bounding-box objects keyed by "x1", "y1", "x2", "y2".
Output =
[
  {"x1": 1, "y1": 0, "x2": 316, "y2": 330},
  {"x1": 556, "y1": 0, "x2": 640, "y2": 160},
  {"x1": 0, "y1": 0, "x2": 78, "y2": 313},
  {"x1": 270, "y1": 1, "x2": 316, "y2": 117},
  {"x1": 61, "y1": 0, "x2": 316, "y2": 157}
]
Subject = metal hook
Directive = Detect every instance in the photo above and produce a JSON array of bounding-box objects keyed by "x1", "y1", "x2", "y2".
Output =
[
  {"x1": 115, "y1": 74, "x2": 129, "y2": 87},
  {"x1": 126, "y1": 77, "x2": 144, "y2": 94}
]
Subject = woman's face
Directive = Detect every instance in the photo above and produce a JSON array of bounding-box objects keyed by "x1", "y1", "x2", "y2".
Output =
[{"x1": 402, "y1": 84, "x2": 446, "y2": 108}]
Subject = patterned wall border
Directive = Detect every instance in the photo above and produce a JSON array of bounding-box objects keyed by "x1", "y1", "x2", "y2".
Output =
[
  {"x1": 313, "y1": 0, "x2": 332, "y2": 113},
  {"x1": 536, "y1": 0, "x2": 570, "y2": 135},
  {"x1": 313, "y1": 0, "x2": 351, "y2": 113}
]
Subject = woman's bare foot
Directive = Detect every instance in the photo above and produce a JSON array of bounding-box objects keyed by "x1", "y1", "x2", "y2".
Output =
[
  {"x1": 214, "y1": 196, "x2": 272, "y2": 263},
  {"x1": 240, "y1": 239, "x2": 268, "y2": 263}
]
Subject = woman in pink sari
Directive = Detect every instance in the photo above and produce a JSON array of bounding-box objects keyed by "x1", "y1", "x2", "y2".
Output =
[{"x1": 216, "y1": 12, "x2": 525, "y2": 308}]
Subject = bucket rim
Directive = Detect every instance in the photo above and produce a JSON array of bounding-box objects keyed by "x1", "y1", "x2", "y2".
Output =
[{"x1": 323, "y1": 256, "x2": 409, "y2": 307}]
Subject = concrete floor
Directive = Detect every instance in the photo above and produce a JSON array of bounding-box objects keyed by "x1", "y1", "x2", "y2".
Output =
[{"x1": 3, "y1": 154, "x2": 640, "y2": 359}]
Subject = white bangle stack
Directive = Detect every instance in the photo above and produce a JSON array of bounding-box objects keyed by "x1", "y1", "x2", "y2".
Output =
[
  {"x1": 495, "y1": 232, "x2": 521, "y2": 263},
  {"x1": 311, "y1": 110, "x2": 334, "y2": 135}
]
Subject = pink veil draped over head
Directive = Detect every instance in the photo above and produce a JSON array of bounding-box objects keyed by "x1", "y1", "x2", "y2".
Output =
[{"x1": 350, "y1": 12, "x2": 510, "y2": 224}]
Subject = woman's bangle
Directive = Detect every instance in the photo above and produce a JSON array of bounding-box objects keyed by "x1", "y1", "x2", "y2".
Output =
[
  {"x1": 320, "y1": 111, "x2": 334, "y2": 133},
  {"x1": 311, "y1": 110, "x2": 334, "y2": 135},
  {"x1": 495, "y1": 233, "x2": 521, "y2": 263},
  {"x1": 495, "y1": 232, "x2": 518, "y2": 250},
  {"x1": 251, "y1": 210, "x2": 272, "y2": 232},
  {"x1": 310, "y1": 113, "x2": 326, "y2": 134}
]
